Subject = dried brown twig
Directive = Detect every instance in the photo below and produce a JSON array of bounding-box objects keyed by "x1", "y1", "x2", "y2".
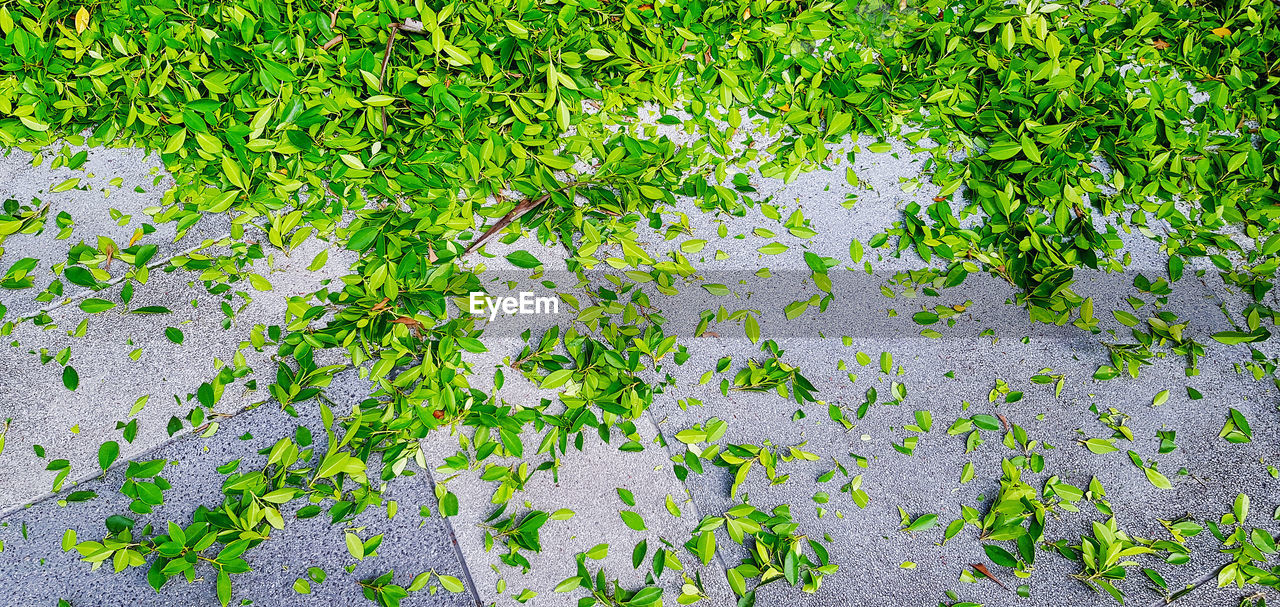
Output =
[
  {"x1": 462, "y1": 180, "x2": 586, "y2": 256},
  {"x1": 377, "y1": 19, "x2": 426, "y2": 131},
  {"x1": 463, "y1": 194, "x2": 551, "y2": 256}
]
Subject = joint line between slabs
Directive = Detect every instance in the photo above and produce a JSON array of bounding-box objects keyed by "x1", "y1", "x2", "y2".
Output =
[{"x1": 640, "y1": 403, "x2": 736, "y2": 582}]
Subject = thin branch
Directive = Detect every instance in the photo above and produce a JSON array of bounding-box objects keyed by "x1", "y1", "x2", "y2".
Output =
[
  {"x1": 376, "y1": 19, "x2": 427, "y2": 133},
  {"x1": 377, "y1": 24, "x2": 399, "y2": 136},
  {"x1": 463, "y1": 193, "x2": 552, "y2": 256},
  {"x1": 462, "y1": 180, "x2": 586, "y2": 256}
]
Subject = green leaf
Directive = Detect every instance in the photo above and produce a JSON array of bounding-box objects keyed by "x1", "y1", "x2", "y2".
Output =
[
  {"x1": 1252, "y1": 528, "x2": 1276, "y2": 554},
  {"x1": 538, "y1": 154, "x2": 574, "y2": 170},
  {"x1": 744, "y1": 314, "x2": 760, "y2": 344},
  {"x1": 1082, "y1": 438, "x2": 1118, "y2": 454},
  {"x1": 665, "y1": 495, "x2": 682, "y2": 517},
  {"x1": 346, "y1": 227, "x2": 378, "y2": 251},
  {"x1": 1112, "y1": 310, "x2": 1140, "y2": 327},
  {"x1": 1230, "y1": 408, "x2": 1253, "y2": 440},
  {"x1": 983, "y1": 543, "x2": 1019, "y2": 567},
  {"x1": 363, "y1": 95, "x2": 397, "y2": 107},
  {"x1": 1235, "y1": 493, "x2": 1250, "y2": 523},
  {"x1": 505, "y1": 250, "x2": 542, "y2": 269},
  {"x1": 632, "y1": 539, "x2": 648, "y2": 569},
  {"x1": 697, "y1": 530, "x2": 715, "y2": 565},
  {"x1": 912, "y1": 311, "x2": 939, "y2": 325},
  {"x1": 783, "y1": 551, "x2": 799, "y2": 585},
  {"x1": 619, "y1": 510, "x2": 646, "y2": 531},
  {"x1": 51, "y1": 178, "x2": 81, "y2": 193},
  {"x1": 63, "y1": 366, "x2": 79, "y2": 391},
  {"x1": 1143, "y1": 467, "x2": 1172, "y2": 490},
  {"x1": 554, "y1": 577, "x2": 582, "y2": 593},
  {"x1": 1212, "y1": 330, "x2": 1269, "y2": 345},
  {"x1": 849, "y1": 239, "x2": 864, "y2": 263},
  {"x1": 437, "y1": 575, "x2": 465, "y2": 593},
  {"x1": 1093, "y1": 365, "x2": 1119, "y2": 380},
  {"x1": 308, "y1": 249, "x2": 329, "y2": 271},
  {"x1": 986, "y1": 141, "x2": 1021, "y2": 160},
  {"x1": 316, "y1": 452, "x2": 357, "y2": 479},
  {"x1": 209, "y1": 572, "x2": 231, "y2": 607},
  {"x1": 972, "y1": 414, "x2": 1000, "y2": 431},
  {"x1": 248, "y1": 273, "x2": 272, "y2": 291},
  {"x1": 905, "y1": 513, "x2": 938, "y2": 532},
  {"x1": 78, "y1": 298, "x2": 116, "y2": 313},
  {"x1": 98, "y1": 441, "x2": 119, "y2": 471},
  {"x1": 345, "y1": 532, "x2": 364, "y2": 560},
  {"x1": 406, "y1": 572, "x2": 430, "y2": 592},
  {"x1": 540, "y1": 369, "x2": 573, "y2": 390},
  {"x1": 702, "y1": 283, "x2": 731, "y2": 296}
]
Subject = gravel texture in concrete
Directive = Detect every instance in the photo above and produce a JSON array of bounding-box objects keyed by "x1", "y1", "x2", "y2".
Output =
[{"x1": 2, "y1": 128, "x2": 1278, "y2": 607}]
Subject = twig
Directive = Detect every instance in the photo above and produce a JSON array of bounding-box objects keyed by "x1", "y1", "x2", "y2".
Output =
[
  {"x1": 320, "y1": 34, "x2": 343, "y2": 50},
  {"x1": 461, "y1": 180, "x2": 587, "y2": 256},
  {"x1": 376, "y1": 20, "x2": 426, "y2": 133},
  {"x1": 463, "y1": 194, "x2": 552, "y2": 256},
  {"x1": 377, "y1": 25, "x2": 399, "y2": 134}
]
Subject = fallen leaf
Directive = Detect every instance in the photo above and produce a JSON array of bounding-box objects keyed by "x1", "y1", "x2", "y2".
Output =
[
  {"x1": 1152, "y1": 39, "x2": 1170, "y2": 50},
  {"x1": 1211, "y1": 27, "x2": 1231, "y2": 37},
  {"x1": 391, "y1": 316, "x2": 424, "y2": 334},
  {"x1": 75, "y1": 7, "x2": 89, "y2": 33},
  {"x1": 971, "y1": 563, "x2": 1009, "y2": 590}
]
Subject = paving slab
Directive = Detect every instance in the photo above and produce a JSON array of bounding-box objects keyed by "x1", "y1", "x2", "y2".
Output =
[
  {"x1": 647, "y1": 332, "x2": 1278, "y2": 607},
  {"x1": 424, "y1": 232, "x2": 734, "y2": 604},
  {"x1": 421, "y1": 409, "x2": 733, "y2": 606},
  {"x1": 0, "y1": 374, "x2": 474, "y2": 607},
  {"x1": 0, "y1": 144, "x2": 229, "y2": 321},
  {"x1": 0, "y1": 231, "x2": 357, "y2": 512}
]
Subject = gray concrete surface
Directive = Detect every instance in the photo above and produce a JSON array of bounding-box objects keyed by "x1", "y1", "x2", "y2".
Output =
[
  {"x1": 0, "y1": 378, "x2": 474, "y2": 607},
  {"x1": 2, "y1": 126, "x2": 1278, "y2": 607},
  {"x1": 0, "y1": 231, "x2": 356, "y2": 513},
  {"x1": 0, "y1": 144, "x2": 229, "y2": 321}
]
